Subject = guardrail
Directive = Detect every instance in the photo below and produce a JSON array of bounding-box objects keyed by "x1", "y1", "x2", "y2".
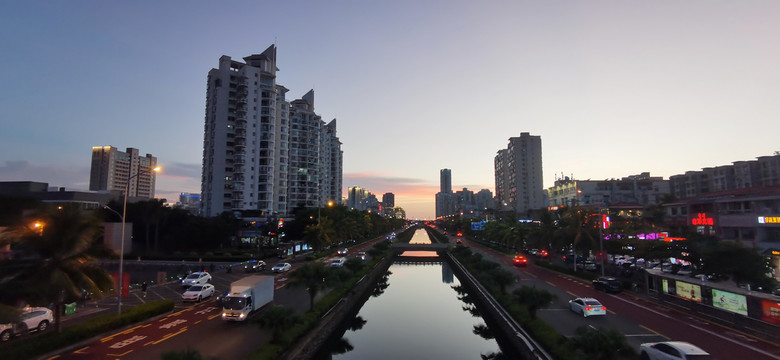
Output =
[{"x1": 444, "y1": 252, "x2": 553, "y2": 360}]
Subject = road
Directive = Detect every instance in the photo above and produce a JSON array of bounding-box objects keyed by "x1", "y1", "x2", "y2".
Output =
[
  {"x1": 458, "y1": 235, "x2": 780, "y2": 360},
  {"x1": 44, "y1": 235, "x2": 392, "y2": 360}
]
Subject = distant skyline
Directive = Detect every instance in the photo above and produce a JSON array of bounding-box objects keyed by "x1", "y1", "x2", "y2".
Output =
[{"x1": 2, "y1": 1, "x2": 779, "y2": 219}]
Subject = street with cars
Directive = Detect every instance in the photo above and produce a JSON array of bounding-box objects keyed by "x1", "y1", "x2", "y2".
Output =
[{"x1": 458, "y1": 235, "x2": 780, "y2": 360}]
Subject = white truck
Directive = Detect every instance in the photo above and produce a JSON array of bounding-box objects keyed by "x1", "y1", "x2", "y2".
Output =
[{"x1": 221, "y1": 275, "x2": 274, "y2": 321}]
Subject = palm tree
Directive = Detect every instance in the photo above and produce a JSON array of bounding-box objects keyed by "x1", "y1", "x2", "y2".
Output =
[
  {"x1": 288, "y1": 262, "x2": 334, "y2": 311},
  {"x1": 257, "y1": 305, "x2": 301, "y2": 343},
  {"x1": 0, "y1": 204, "x2": 114, "y2": 331},
  {"x1": 304, "y1": 216, "x2": 336, "y2": 251}
]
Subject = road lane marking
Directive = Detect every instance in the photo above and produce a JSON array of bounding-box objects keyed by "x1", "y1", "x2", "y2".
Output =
[
  {"x1": 100, "y1": 324, "x2": 151, "y2": 342},
  {"x1": 159, "y1": 319, "x2": 187, "y2": 329},
  {"x1": 144, "y1": 327, "x2": 188, "y2": 346},
  {"x1": 608, "y1": 293, "x2": 780, "y2": 359},
  {"x1": 44, "y1": 356, "x2": 61, "y2": 360},
  {"x1": 208, "y1": 313, "x2": 222, "y2": 320},
  {"x1": 106, "y1": 350, "x2": 133, "y2": 357},
  {"x1": 109, "y1": 335, "x2": 147, "y2": 349},
  {"x1": 640, "y1": 325, "x2": 662, "y2": 336},
  {"x1": 74, "y1": 346, "x2": 90, "y2": 354},
  {"x1": 194, "y1": 320, "x2": 202, "y2": 325}
]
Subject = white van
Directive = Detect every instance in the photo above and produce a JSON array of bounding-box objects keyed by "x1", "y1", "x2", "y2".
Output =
[{"x1": 329, "y1": 257, "x2": 347, "y2": 268}]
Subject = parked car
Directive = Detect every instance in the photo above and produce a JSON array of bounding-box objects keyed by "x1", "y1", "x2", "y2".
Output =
[
  {"x1": 513, "y1": 255, "x2": 528, "y2": 267},
  {"x1": 569, "y1": 297, "x2": 607, "y2": 317},
  {"x1": 272, "y1": 262, "x2": 292, "y2": 273},
  {"x1": 677, "y1": 265, "x2": 694, "y2": 276},
  {"x1": 181, "y1": 271, "x2": 212, "y2": 288},
  {"x1": 639, "y1": 341, "x2": 711, "y2": 360},
  {"x1": 182, "y1": 284, "x2": 215, "y2": 302},
  {"x1": 593, "y1": 276, "x2": 622, "y2": 293},
  {"x1": 244, "y1": 260, "x2": 267, "y2": 273},
  {"x1": 0, "y1": 307, "x2": 53, "y2": 342}
]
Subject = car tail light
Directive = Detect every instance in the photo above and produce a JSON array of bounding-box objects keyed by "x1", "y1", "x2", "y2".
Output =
[
  {"x1": 585, "y1": 306, "x2": 593, "y2": 311},
  {"x1": 601, "y1": 306, "x2": 607, "y2": 311}
]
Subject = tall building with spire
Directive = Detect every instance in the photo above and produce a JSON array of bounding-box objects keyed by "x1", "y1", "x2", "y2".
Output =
[{"x1": 201, "y1": 45, "x2": 342, "y2": 218}]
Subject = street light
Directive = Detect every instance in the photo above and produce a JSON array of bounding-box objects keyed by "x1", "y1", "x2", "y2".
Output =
[{"x1": 116, "y1": 166, "x2": 160, "y2": 314}]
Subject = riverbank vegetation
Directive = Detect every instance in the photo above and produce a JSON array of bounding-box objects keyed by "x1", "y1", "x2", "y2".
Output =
[
  {"x1": 451, "y1": 246, "x2": 635, "y2": 360},
  {"x1": 245, "y1": 229, "x2": 409, "y2": 360}
]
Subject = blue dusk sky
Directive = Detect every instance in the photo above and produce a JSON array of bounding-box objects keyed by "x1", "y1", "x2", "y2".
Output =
[{"x1": 1, "y1": 1, "x2": 779, "y2": 219}]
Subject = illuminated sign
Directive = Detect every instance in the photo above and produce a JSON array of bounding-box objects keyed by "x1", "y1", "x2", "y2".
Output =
[
  {"x1": 676, "y1": 282, "x2": 702, "y2": 303},
  {"x1": 691, "y1": 213, "x2": 714, "y2": 226},
  {"x1": 602, "y1": 214, "x2": 611, "y2": 229},
  {"x1": 758, "y1": 216, "x2": 780, "y2": 224},
  {"x1": 761, "y1": 300, "x2": 780, "y2": 325},
  {"x1": 712, "y1": 289, "x2": 748, "y2": 316},
  {"x1": 278, "y1": 218, "x2": 284, "y2": 228}
]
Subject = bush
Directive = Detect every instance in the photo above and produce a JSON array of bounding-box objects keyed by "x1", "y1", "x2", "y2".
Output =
[{"x1": 1, "y1": 300, "x2": 175, "y2": 360}]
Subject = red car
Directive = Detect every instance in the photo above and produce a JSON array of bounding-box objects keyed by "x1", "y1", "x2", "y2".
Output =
[{"x1": 513, "y1": 255, "x2": 528, "y2": 267}]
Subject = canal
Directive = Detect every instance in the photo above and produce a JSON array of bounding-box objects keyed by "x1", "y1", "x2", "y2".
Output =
[{"x1": 315, "y1": 229, "x2": 506, "y2": 359}]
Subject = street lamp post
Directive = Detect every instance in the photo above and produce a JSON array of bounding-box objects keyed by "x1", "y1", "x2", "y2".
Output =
[{"x1": 114, "y1": 167, "x2": 160, "y2": 315}]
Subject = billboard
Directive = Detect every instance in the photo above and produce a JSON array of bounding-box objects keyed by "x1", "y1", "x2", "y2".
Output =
[
  {"x1": 676, "y1": 281, "x2": 702, "y2": 303},
  {"x1": 761, "y1": 300, "x2": 780, "y2": 325},
  {"x1": 471, "y1": 221, "x2": 486, "y2": 231},
  {"x1": 712, "y1": 289, "x2": 748, "y2": 316}
]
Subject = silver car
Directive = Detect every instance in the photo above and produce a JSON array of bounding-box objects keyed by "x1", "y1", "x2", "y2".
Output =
[{"x1": 181, "y1": 271, "x2": 212, "y2": 288}]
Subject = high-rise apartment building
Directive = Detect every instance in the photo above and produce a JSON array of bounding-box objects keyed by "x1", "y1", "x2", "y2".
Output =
[
  {"x1": 89, "y1": 146, "x2": 158, "y2": 198},
  {"x1": 382, "y1": 192, "x2": 395, "y2": 208},
  {"x1": 201, "y1": 45, "x2": 342, "y2": 217},
  {"x1": 436, "y1": 168, "x2": 455, "y2": 219},
  {"x1": 494, "y1": 133, "x2": 544, "y2": 214},
  {"x1": 440, "y1": 169, "x2": 452, "y2": 193}
]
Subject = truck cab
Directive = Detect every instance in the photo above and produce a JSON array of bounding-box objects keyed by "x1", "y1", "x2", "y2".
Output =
[{"x1": 221, "y1": 275, "x2": 274, "y2": 321}]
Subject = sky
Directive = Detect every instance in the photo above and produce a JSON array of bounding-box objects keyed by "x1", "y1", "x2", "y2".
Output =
[{"x1": 1, "y1": 1, "x2": 779, "y2": 220}]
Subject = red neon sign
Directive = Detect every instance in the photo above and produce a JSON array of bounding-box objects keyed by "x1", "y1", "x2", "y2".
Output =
[{"x1": 691, "y1": 213, "x2": 714, "y2": 226}]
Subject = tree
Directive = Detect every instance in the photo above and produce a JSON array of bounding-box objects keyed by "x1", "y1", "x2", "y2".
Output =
[
  {"x1": 304, "y1": 216, "x2": 336, "y2": 251},
  {"x1": 512, "y1": 286, "x2": 555, "y2": 317},
  {"x1": 288, "y1": 262, "x2": 336, "y2": 311},
  {"x1": 0, "y1": 204, "x2": 114, "y2": 331},
  {"x1": 257, "y1": 305, "x2": 301, "y2": 343}
]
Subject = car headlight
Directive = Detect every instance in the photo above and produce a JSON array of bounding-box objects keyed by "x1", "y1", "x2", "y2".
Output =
[{"x1": 239, "y1": 313, "x2": 245, "y2": 319}]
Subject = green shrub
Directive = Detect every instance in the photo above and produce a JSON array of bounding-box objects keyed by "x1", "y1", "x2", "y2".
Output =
[{"x1": 0, "y1": 300, "x2": 174, "y2": 360}]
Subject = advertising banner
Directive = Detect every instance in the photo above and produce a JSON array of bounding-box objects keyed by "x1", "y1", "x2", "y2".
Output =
[
  {"x1": 662, "y1": 279, "x2": 669, "y2": 294},
  {"x1": 676, "y1": 281, "x2": 702, "y2": 303},
  {"x1": 712, "y1": 289, "x2": 748, "y2": 316},
  {"x1": 761, "y1": 300, "x2": 780, "y2": 325}
]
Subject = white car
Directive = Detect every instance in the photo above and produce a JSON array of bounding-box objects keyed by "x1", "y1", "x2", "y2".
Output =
[
  {"x1": 182, "y1": 284, "x2": 215, "y2": 302},
  {"x1": 0, "y1": 307, "x2": 53, "y2": 342},
  {"x1": 569, "y1": 297, "x2": 607, "y2": 317},
  {"x1": 181, "y1": 271, "x2": 212, "y2": 288},
  {"x1": 272, "y1": 262, "x2": 292, "y2": 273},
  {"x1": 640, "y1": 341, "x2": 711, "y2": 360}
]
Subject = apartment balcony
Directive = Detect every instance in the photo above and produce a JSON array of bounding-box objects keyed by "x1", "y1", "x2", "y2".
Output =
[
  {"x1": 234, "y1": 156, "x2": 246, "y2": 165},
  {"x1": 234, "y1": 140, "x2": 246, "y2": 149},
  {"x1": 237, "y1": 88, "x2": 249, "y2": 96},
  {"x1": 237, "y1": 97, "x2": 247, "y2": 104},
  {"x1": 235, "y1": 122, "x2": 247, "y2": 130}
]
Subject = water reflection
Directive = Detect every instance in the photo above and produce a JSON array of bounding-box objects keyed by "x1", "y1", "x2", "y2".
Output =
[{"x1": 317, "y1": 263, "x2": 503, "y2": 360}]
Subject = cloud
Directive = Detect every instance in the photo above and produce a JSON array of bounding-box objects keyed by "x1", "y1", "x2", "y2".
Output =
[{"x1": 0, "y1": 160, "x2": 90, "y2": 190}]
